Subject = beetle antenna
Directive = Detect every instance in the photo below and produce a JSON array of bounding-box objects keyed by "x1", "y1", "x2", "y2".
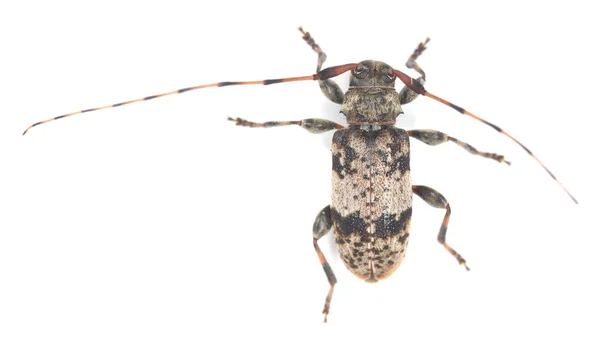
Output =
[
  {"x1": 393, "y1": 69, "x2": 578, "y2": 204},
  {"x1": 22, "y1": 63, "x2": 358, "y2": 135}
]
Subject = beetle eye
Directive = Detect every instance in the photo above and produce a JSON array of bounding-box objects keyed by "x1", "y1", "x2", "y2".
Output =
[
  {"x1": 352, "y1": 66, "x2": 368, "y2": 79},
  {"x1": 382, "y1": 72, "x2": 396, "y2": 83}
]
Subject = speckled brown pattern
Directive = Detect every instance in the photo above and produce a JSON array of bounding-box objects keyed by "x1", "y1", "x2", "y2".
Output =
[{"x1": 331, "y1": 127, "x2": 411, "y2": 282}]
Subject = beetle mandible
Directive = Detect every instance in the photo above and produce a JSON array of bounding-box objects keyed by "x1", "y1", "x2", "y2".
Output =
[{"x1": 23, "y1": 28, "x2": 577, "y2": 322}]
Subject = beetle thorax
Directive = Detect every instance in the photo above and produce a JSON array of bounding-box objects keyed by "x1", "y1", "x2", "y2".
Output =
[
  {"x1": 340, "y1": 60, "x2": 403, "y2": 126},
  {"x1": 341, "y1": 88, "x2": 402, "y2": 125}
]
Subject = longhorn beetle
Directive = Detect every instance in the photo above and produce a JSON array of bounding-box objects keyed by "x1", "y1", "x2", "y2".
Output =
[{"x1": 23, "y1": 28, "x2": 577, "y2": 322}]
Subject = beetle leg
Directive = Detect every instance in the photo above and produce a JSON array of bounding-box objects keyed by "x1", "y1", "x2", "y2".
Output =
[
  {"x1": 312, "y1": 205, "x2": 336, "y2": 323},
  {"x1": 299, "y1": 27, "x2": 345, "y2": 104},
  {"x1": 408, "y1": 129, "x2": 511, "y2": 165},
  {"x1": 412, "y1": 185, "x2": 470, "y2": 271},
  {"x1": 227, "y1": 117, "x2": 343, "y2": 134},
  {"x1": 406, "y1": 37, "x2": 429, "y2": 79},
  {"x1": 399, "y1": 37, "x2": 429, "y2": 105},
  {"x1": 399, "y1": 77, "x2": 425, "y2": 105}
]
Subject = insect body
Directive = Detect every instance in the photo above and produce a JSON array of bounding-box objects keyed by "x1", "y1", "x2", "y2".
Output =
[
  {"x1": 307, "y1": 54, "x2": 474, "y2": 322},
  {"x1": 23, "y1": 28, "x2": 577, "y2": 323}
]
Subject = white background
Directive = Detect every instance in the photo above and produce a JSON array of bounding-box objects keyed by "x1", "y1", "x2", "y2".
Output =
[{"x1": 1, "y1": 1, "x2": 598, "y2": 347}]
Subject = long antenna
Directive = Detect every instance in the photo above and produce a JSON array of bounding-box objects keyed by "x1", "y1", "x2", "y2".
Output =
[
  {"x1": 393, "y1": 68, "x2": 578, "y2": 204},
  {"x1": 22, "y1": 64, "x2": 358, "y2": 135}
]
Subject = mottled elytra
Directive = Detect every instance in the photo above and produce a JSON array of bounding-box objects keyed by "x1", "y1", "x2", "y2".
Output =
[{"x1": 24, "y1": 28, "x2": 577, "y2": 322}]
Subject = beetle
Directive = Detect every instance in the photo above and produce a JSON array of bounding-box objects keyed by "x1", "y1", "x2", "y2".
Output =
[{"x1": 23, "y1": 28, "x2": 577, "y2": 322}]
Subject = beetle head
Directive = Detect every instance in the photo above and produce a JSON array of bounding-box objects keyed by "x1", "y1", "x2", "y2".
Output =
[{"x1": 349, "y1": 60, "x2": 396, "y2": 88}]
